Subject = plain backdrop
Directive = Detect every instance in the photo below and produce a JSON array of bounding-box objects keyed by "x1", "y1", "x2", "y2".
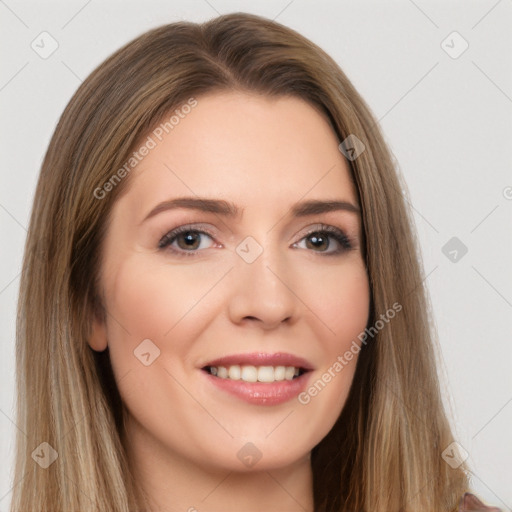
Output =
[{"x1": 1, "y1": 0, "x2": 511, "y2": 510}]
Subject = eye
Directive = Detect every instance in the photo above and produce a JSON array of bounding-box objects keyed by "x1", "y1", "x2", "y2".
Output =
[
  {"x1": 294, "y1": 224, "x2": 352, "y2": 255},
  {"x1": 158, "y1": 223, "x2": 353, "y2": 257},
  {"x1": 158, "y1": 225, "x2": 216, "y2": 256}
]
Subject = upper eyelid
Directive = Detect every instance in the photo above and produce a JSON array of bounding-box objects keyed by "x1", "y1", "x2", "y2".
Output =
[{"x1": 159, "y1": 222, "x2": 350, "y2": 237}]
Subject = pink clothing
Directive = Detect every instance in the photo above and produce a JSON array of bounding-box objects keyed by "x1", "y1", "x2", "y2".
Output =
[{"x1": 459, "y1": 492, "x2": 502, "y2": 511}]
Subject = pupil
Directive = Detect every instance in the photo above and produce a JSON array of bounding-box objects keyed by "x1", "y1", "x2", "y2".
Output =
[
  {"x1": 179, "y1": 232, "x2": 199, "y2": 249},
  {"x1": 307, "y1": 233, "x2": 328, "y2": 251}
]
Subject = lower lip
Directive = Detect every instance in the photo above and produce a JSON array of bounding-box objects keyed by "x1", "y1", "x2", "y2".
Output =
[{"x1": 201, "y1": 370, "x2": 312, "y2": 406}]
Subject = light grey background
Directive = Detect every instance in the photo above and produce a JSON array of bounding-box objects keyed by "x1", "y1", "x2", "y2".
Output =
[{"x1": 1, "y1": 0, "x2": 511, "y2": 509}]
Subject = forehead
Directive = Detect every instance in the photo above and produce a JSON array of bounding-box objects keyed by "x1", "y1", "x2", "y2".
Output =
[{"x1": 118, "y1": 91, "x2": 357, "y2": 217}]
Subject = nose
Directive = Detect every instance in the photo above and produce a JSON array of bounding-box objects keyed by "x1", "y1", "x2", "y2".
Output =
[{"x1": 227, "y1": 243, "x2": 299, "y2": 330}]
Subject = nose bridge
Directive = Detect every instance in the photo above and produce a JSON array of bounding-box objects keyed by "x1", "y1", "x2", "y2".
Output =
[{"x1": 228, "y1": 233, "x2": 298, "y2": 327}]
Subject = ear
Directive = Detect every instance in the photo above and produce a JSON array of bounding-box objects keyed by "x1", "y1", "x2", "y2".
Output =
[{"x1": 88, "y1": 300, "x2": 108, "y2": 352}]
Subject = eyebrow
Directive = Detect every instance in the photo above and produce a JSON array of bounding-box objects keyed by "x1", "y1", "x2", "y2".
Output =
[{"x1": 142, "y1": 197, "x2": 360, "y2": 223}]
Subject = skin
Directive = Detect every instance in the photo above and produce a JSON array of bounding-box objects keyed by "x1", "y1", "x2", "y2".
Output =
[{"x1": 89, "y1": 91, "x2": 370, "y2": 512}]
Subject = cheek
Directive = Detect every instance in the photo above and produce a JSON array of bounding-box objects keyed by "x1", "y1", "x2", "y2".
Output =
[
  {"x1": 305, "y1": 258, "x2": 370, "y2": 343},
  {"x1": 108, "y1": 256, "x2": 210, "y2": 330},
  {"x1": 102, "y1": 255, "x2": 231, "y2": 369},
  {"x1": 295, "y1": 259, "x2": 369, "y2": 426},
  {"x1": 104, "y1": 253, "x2": 370, "y2": 369}
]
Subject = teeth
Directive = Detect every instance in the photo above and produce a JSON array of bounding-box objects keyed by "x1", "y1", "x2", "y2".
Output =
[
  {"x1": 241, "y1": 365, "x2": 258, "y2": 382},
  {"x1": 274, "y1": 366, "x2": 286, "y2": 381},
  {"x1": 207, "y1": 365, "x2": 302, "y2": 383},
  {"x1": 257, "y1": 366, "x2": 274, "y2": 382},
  {"x1": 217, "y1": 366, "x2": 228, "y2": 379},
  {"x1": 228, "y1": 365, "x2": 241, "y2": 380}
]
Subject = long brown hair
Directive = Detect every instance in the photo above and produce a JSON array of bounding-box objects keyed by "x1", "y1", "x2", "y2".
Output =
[{"x1": 12, "y1": 12, "x2": 470, "y2": 512}]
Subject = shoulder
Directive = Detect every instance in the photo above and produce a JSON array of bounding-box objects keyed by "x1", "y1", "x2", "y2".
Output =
[{"x1": 459, "y1": 492, "x2": 502, "y2": 511}]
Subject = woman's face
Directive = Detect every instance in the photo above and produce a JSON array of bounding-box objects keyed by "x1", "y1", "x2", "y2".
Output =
[{"x1": 89, "y1": 91, "x2": 370, "y2": 472}]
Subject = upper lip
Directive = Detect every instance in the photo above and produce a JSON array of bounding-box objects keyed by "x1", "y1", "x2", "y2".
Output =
[{"x1": 201, "y1": 352, "x2": 314, "y2": 371}]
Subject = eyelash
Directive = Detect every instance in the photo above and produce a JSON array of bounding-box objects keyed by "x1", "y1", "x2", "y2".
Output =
[{"x1": 158, "y1": 223, "x2": 353, "y2": 258}]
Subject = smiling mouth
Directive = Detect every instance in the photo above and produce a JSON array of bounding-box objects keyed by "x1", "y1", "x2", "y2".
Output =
[{"x1": 202, "y1": 365, "x2": 308, "y2": 383}]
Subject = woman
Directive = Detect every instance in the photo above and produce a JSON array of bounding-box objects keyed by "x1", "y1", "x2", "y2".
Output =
[{"x1": 11, "y1": 12, "x2": 501, "y2": 512}]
